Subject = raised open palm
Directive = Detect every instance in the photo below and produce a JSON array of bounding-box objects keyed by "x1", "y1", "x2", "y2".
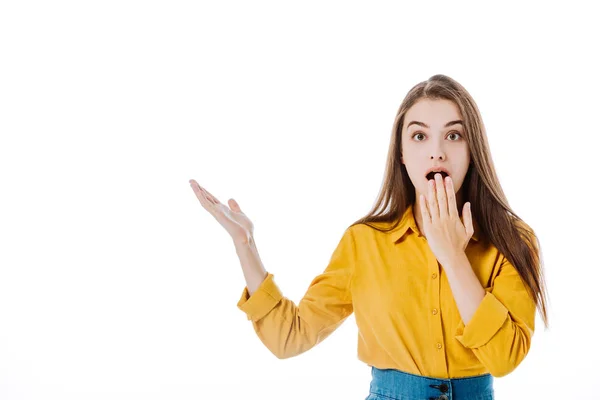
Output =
[{"x1": 189, "y1": 179, "x2": 254, "y2": 244}]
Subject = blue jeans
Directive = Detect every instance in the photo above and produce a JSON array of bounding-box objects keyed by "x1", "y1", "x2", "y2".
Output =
[{"x1": 365, "y1": 366, "x2": 494, "y2": 400}]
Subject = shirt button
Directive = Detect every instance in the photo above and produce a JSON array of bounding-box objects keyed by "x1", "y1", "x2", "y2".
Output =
[
  {"x1": 432, "y1": 272, "x2": 438, "y2": 279},
  {"x1": 432, "y1": 308, "x2": 438, "y2": 315},
  {"x1": 436, "y1": 343, "x2": 442, "y2": 349}
]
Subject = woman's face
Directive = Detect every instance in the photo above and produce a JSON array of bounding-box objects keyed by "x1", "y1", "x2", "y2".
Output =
[{"x1": 401, "y1": 98, "x2": 471, "y2": 204}]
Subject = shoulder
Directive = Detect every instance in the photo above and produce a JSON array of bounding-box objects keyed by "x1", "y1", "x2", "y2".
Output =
[{"x1": 346, "y1": 220, "x2": 397, "y2": 242}]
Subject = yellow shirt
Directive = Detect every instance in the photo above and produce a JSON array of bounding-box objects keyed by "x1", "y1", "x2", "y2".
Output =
[{"x1": 236, "y1": 204, "x2": 536, "y2": 379}]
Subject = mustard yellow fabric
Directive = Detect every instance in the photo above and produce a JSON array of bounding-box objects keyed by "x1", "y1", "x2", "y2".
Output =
[{"x1": 237, "y1": 204, "x2": 536, "y2": 378}]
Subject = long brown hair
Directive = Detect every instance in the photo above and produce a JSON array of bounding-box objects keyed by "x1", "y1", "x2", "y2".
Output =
[{"x1": 349, "y1": 74, "x2": 550, "y2": 329}]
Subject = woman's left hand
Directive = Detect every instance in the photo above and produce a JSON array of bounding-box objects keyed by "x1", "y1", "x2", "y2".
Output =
[{"x1": 420, "y1": 173, "x2": 474, "y2": 268}]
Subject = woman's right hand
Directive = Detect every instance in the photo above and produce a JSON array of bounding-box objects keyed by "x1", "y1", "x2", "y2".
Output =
[{"x1": 189, "y1": 179, "x2": 254, "y2": 245}]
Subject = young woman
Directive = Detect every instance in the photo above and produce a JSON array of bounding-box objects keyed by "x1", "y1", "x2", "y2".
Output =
[{"x1": 190, "y1": 74, "x2": 550, "y2": 400}]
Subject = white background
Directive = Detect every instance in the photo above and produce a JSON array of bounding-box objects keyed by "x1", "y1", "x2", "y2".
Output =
[{"x1": 1, "y1": 1, "x2": 598, "y2": 399}]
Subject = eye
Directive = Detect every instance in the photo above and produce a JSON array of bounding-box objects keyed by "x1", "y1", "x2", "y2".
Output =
[
  {"x1": 448, "y1": 132, "x2": 462, "y2": 141},
  {"x1": 411, "y1": 131, "x2": 462, "y2": 141}
]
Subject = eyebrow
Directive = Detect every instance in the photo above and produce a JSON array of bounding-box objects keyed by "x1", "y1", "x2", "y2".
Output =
[{"x1": 407, "y1": 120, "x2": 463, "y2": 129}]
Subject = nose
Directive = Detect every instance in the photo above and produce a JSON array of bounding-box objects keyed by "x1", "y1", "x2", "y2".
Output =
[
  {"x1": 430, "y1": 153, "x2": 445, "y2": 161},
  {"x1": 429, "y1": 141, "x2": 446, "y2": 161}
]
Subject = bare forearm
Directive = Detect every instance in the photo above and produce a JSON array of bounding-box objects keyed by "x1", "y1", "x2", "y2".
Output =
[
  {"x1": 444, "y1": 253, "x2": 486, "y2": 325},
  {"x1": 234, "y1": 236, "x2": 268, "y2": 296}
]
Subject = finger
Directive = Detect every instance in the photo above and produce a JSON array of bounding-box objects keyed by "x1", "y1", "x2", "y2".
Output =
[
  {"x1": 463, "y1": 202, "x2": 474, "y2": 237},
  {"x1": 229, "y1": 198, "x2": 242, "y2": 213},
  {"x1": 428, "y1": 178, "x2": 439, "y2": 221},
  {"x1": 193, "y1": 183, "x2": 214, "y2": 205},
  {"x1": 190, "y1": 181, "x2": 217, "y2": 212},
  {"x1": 435, "y1": 173, "x2": 448, "y2": 218},
  {"x1": 445, "y1": 176, "x2": 459, "y2": 219},
  {"x1": 195, "y1": 182, "x2": 221, "y2": 205},
  {"x1": 420, "y1": 194, "x2": 430, "y2": 224}
]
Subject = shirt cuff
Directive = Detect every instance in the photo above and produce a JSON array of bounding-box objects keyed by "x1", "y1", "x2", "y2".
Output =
[
  {"x1": 237, "y1": 272, "x2": 283, "y2": 322},
  {"x1": 454, "y1": 289, "x2": 509, "y2": 348}
]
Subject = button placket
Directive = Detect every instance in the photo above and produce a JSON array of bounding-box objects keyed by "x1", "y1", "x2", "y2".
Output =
[
  {"x1": 430, "y1": 257, "x2": 447, "y2": 375},
  {"x1": 432, "y1": 267, "x2": 443, "y2": 350}
]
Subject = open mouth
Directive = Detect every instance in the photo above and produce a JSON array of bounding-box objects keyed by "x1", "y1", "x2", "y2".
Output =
[{"x1": 426, "y1": 171, "x2": 449, "y2": 181}]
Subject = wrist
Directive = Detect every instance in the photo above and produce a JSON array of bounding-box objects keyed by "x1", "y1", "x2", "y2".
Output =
[
  {"x1": 443, "y1": 251, "x2": 468, "y2": 270},
  {"x1": 233, "y1": 234, "x2": 255, "y2": 249}
]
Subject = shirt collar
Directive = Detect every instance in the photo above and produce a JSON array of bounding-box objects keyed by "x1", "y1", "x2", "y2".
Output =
[{"x1": 390, "y1": 203, "x2": 480, "y2": 243}]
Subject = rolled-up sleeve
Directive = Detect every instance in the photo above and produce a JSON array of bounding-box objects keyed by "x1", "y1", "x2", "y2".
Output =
[
  {"x1": 454, "y1": 255, "x2": 536, "y2": 377},
  {"x1": 237, "y1": 227, "x2": 355, "y2": 359}
]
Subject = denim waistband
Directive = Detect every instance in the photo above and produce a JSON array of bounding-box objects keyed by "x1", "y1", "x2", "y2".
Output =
[{"x1": 368, "y1": 366, "x2": 494, "y2": 400}]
